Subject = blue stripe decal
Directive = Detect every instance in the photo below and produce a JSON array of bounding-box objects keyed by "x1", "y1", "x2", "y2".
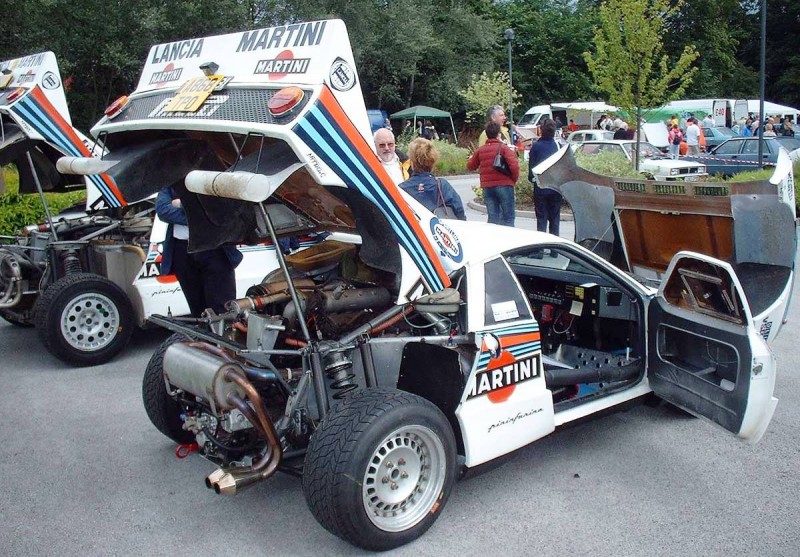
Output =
[
  {"x1": 475, "y1": 322, "x2": 541, "y2": 368},
  {"x1": 12, "y1": 97, "x2": 120, "y2": 207},
  {"x1": 301, "y1": 108, "x2": 436, "y2": 280},
  {"x1": 295, "y1": 111, "x2": 437, "y2": 283},
  {"x1": 293, "y1": 103, "x2": 443, "y2": 291}
]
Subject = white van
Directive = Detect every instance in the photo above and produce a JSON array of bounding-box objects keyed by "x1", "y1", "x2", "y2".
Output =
[{"x1": 516, "y1": 102, "x2": 618, "y2": 140}]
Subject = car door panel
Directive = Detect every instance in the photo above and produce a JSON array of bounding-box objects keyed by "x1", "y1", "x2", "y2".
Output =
[
  {"x1": 647, "y1": 252, "x2": 777, "y2": 440},
  {"x1": 456, "y1": 256, "x2": 555, "y2": 467}
]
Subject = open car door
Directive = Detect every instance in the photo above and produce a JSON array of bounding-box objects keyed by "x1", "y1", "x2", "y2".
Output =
[{"x1": 647, "y1": 252, "x2": 777, "y2": 442}]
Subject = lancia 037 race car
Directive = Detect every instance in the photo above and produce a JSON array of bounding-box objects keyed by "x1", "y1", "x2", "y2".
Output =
[
  {"x1": 0, "y1": 52, "x2": 297, "y2": 365},
  {"x1": 61, "y1": 20, "x2": 796, "y2": 550}
]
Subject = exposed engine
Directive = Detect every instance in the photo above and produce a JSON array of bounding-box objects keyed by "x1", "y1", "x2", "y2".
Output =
[
  {"x1": 0, "y1": 208, "x2": 152, "y2": 321},
  {"x1": 153, "y1": 239, "x2": 442, "y2": 489}
]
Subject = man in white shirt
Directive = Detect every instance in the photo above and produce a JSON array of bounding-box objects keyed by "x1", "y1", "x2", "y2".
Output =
[
  {"x1": 685, "y1": 118, "x2": 701, "y2": 155},
  {"x1": 374, "y1": 128, "x2": 410, "y2": 185},
  {"x1": 702, "y1": 114, "x2": 714, "y2": 129}
]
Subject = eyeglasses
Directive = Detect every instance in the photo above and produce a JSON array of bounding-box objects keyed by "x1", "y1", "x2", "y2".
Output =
[{"x1": 378, "y1": 142, "x2": 395, "y2": 148}]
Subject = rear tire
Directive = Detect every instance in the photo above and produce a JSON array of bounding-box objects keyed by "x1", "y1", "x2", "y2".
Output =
[
  {"x1": 142, "y1": 333, "x2": 194, "y2": 444},
  {"x1": 303, "y1": 388, "x2": 456, "y2": 550},
  {"x1": 34, "y1": 273, "x2": 134, "y2": 366}
]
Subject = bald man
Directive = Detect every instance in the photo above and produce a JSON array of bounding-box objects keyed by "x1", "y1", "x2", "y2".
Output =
[{"x1": 374, "y1": 128, "x2": 411, "y2": 185}]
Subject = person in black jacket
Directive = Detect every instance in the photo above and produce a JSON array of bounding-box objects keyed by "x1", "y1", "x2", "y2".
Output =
[
  {"x1": 528, "y1": 119, "x2": 562, "y2": 236},
  {"x1": 156, "y1": 186, "x2": 242, "y2": 317}
]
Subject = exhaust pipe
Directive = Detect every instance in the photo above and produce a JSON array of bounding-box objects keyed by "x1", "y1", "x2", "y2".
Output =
[{"x1": 204, "y1": 369, "x2": 283, "y2": 496}]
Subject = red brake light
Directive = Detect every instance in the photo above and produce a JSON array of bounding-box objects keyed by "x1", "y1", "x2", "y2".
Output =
[
  {"x1": 268, "y1": 87, "x2": 304, "y2": 118},
  {"x1": 6, "y1": 88, "x2": 26, "y2": 102},
  {"x1": 104, "y1": 96, "x2": 130, "y2": 119}
]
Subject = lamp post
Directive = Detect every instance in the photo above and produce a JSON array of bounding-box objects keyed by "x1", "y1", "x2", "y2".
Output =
[
  {"x1": 504, "y1": 28, "x2": 515, "y2": 140},
  {"x1": 757, "y1": 0, "x2": 766, "y2": 163}
]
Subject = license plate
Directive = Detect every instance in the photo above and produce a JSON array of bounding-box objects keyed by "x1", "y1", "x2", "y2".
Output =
[
  {"x1": 164, "y1": 75, "x2": 225, "y2": 112},
  {"x1": 684, "y1": 175, "x2": 699, "y2": 182}
]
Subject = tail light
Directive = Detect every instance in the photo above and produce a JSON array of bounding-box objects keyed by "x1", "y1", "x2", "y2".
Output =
[
  {"x1": 104, "y1": 96, "x2": 130, "y2": 119},
  {"x1": 268, "y1": 87, "x2": 304, "y2": 118},
  {"x1": 6, "y1": 88, "x2": 26, "y2": 103}
]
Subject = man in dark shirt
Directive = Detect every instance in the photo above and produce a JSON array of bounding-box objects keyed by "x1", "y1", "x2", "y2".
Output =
[
  {"x1": 156, "y1": 186, "x2": 242, "y2": 317},
  {"x1": 528, "y1": 119, "x2": 562, "y2": 237}
]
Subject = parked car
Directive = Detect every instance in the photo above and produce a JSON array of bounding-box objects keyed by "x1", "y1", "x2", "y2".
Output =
[
  {"x1": 63, "y1": 20, "x2": 796, "y2": 552},
  {"x1": 0, "y1": 52, "x2": 294, "y2": 366},
  {"x1": 566, "y1": 129, "x2": 614, "y2": 146},
  {"x1": 684, "y1": 137, "x2": 782, "y2": 177},
  {"x1": 701, "y1": 126, "x2": 736, "y2": 150},
  {"x1": 575, "y1": 140, "x2": 708, "y2": 181}
]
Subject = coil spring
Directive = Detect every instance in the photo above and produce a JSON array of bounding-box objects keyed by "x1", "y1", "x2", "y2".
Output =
[
  {"x1": 60, "y1": 250, "x2": 82, "y2": 275},
  {"x1": 324, "y1": 350, "x2": 357, "y2": 399}
]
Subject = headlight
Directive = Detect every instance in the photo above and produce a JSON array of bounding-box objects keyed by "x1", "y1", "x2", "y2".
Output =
[
  {"x1": 699, "y1": 166, "x2": 706, "y2": 173},
  {"x1": 670, "y1": 168, "x2": 679, "y2": 175}
]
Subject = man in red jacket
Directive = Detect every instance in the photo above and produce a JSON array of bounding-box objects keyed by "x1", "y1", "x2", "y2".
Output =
[{"x1": 467, "y1": 122, "x2": 520, "y2": 226}]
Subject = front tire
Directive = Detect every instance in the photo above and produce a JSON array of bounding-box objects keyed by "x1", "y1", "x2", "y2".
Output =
[
  {"x1": 303, "y1": 388, "x2": 456, "y2": 551},
  {"x1": 142, "y1": 333, "x2": 194, "y2": 444},
  {"x1": 34, "y1": 273, "x2": 134, "y2": 366}
]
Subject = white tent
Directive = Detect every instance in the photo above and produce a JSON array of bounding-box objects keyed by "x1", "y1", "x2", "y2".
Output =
[{"x1": 746, "y1": 100, "x2": 799, "y2": 117}]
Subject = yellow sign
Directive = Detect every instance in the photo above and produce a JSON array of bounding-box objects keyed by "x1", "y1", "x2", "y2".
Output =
[
  {"x1": 163, "y1": 75, "x2": 223, "y2": 112},
  {"x1": 0, "y1": 74, "x2": 13, "y2": 89}
]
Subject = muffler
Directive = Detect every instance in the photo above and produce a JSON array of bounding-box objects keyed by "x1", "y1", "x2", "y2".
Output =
[{"x1": 162, "y1": 342, "x2": 246, "y2": 410}]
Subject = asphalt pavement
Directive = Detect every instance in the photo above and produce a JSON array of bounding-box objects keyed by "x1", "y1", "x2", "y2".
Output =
[{"x1": 0, "y1": 181, "x2": 798, "y2": 556}]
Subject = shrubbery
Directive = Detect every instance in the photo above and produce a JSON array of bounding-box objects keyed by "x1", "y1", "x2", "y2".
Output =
[
  {"x1": 0, "y1": 167, "x2": 85, "y2": 236},
  {"x1": 396, "y1": 138, "x2": 470, "y2": 175}
]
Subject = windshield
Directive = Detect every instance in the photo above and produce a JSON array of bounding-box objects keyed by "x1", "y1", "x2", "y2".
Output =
[
  {"x1": 622, "y1": 142, "x2": 660, "y2": 158},
  {"x1": 716, "y1": 127, "x2": 736, "y2": 137},
  {"x1": 776, "y1": 137, "x2": 800, "y2": 150},
  {"x1": 518, "y1": 112, "x2": 543, "y2": 126}
]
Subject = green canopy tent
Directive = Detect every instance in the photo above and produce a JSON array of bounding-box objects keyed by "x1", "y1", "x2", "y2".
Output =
[{"x1": 389, "y1": 105, "x2": 458, "y2": 143}]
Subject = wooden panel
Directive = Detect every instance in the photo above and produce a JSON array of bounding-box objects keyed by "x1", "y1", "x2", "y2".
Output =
[{"x1": 618, "y1": 211, "x2": 733, "y2": 271}]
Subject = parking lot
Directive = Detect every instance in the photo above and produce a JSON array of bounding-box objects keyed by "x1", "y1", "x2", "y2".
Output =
[{"x1": 1, "y1": 181, "x2": 798, "y2": 556}]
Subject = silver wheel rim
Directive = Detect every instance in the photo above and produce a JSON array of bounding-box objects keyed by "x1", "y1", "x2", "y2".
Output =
[
  {"x1": 362, "y1": 424, "x2": 447, "y2": 532},
  {"x1": 60, "y1": 292, "x2": 120, "y2": 352}
]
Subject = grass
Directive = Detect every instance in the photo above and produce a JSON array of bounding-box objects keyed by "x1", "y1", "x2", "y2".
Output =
[{"x1": 0, "y1": 166, "x2": 86, "y2": 236}]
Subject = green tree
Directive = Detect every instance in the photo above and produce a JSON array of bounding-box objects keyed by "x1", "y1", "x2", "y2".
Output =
[
  {"x1": 584, "y1": 0, "x2": 699, "y2": 169},
  {"x1": 498, "y1": 0, "x2": 600, "y2": 109},
  {"x1": 458, "y1": 71, "x2": 521, "y2": 125},
  {"x1": 665, "y1": 0, "x2": 758, "y2": 99}
]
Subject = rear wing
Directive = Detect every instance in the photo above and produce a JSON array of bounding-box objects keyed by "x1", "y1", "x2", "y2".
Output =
[
  {"x1": 59, "y1": 20, "x2": 455, "y2": 295},
  {"x1": 0, "y1": 52, "x2": 121, "y2": 209}
]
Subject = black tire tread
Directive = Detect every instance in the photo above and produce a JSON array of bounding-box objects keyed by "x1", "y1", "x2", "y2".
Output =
[
  {"x1": 142, "y1": 333, "x2": 194, "y2": 444},
  {"x1": 303, "y1": 387, "x2": 453, "y2": 549},
  {"x1": 34, "y1": 273, "x2": 134, "y2": 366}
]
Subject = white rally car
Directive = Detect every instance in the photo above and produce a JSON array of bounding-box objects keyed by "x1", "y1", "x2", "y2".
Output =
[
  {"x1": 62, "y1": 20, "x2": 796, "y2": 550},
  {"x1": 0, "y1": 52, "x2": 300, "y2": 365}
]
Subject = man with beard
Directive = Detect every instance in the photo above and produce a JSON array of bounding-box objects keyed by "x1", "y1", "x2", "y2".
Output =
[{"x1": 374, "y1": 128, "x2": 411, "y2": 185}]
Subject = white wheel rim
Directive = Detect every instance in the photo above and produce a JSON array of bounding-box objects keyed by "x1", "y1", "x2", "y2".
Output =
[
  {"x1": 362, "y1": 424, "x2": 447, "y2": 532},
  {"x1": 60, "y1": 292, "x2": 120, "y2": 352}
]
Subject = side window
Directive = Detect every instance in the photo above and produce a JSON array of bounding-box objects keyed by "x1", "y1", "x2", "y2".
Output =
[
  {"x1": 741, "y1": 140, "x2": 760, "y2": 155},
  {"x1": 662, "y1": 257, "x2": 745, "y2": 325},
  {"x1": 484, "y1": 257, "x2": 532, "y2": 325},
  {"x1": 714, "y1": 140, "x2": 741, "y2": 156},
  {"x1": 703, "y1": 129, "x2": 712, "y2": 138}
]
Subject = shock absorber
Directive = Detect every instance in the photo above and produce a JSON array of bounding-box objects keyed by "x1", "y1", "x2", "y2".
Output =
[
  {"x1": 60, "y1": 249, "x2": 82, "y2": 275},
  {"x1": 323, "y1": 345, "x2": 357, "y2": 400}
]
